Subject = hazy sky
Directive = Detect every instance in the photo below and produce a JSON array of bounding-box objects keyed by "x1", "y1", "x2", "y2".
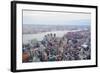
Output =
[{"x1": 23, "y1": 10, "x2": 91, "y2": 25}]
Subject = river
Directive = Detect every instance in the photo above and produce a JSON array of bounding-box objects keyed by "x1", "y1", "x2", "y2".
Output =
[{"x1": 23, "y1": 30, "x2": 80, "y2": 44}]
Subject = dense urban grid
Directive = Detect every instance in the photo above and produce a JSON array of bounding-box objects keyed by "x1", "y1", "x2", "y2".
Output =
[{"x1": 22, "y1": 30, "x2": 91, "y2": 62}]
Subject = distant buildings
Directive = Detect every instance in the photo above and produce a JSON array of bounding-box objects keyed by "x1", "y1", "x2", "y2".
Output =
[{"x1": 22, "y1": 29, "x2": 91, "y2": 62}]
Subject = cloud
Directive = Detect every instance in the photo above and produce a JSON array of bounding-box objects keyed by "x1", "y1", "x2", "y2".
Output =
[{"x1": 23, "y1": 10, "x2": 91, "y2": 25}]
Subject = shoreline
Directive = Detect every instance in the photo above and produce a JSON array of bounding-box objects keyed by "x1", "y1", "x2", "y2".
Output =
[{"x1": 22, "y1": 30, "x2": 83, "y2": 44}]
